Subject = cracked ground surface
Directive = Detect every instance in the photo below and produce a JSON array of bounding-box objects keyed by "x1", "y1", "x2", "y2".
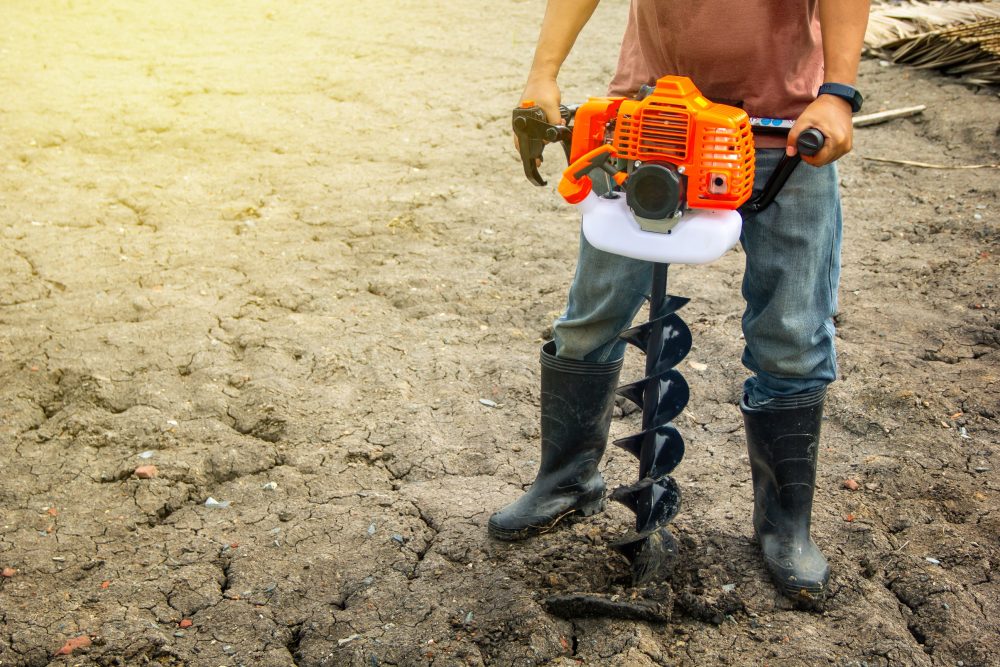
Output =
[{"x1": 1, "y1": 1, "x2": 998, "y2": 665}]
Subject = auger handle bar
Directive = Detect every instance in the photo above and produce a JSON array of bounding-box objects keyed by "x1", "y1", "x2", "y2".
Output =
[
  {"x1": 742, "y1": 128, "x2": 825, "y2": 213},
  {"x1": 512, "y1": 102, "x2": 576, "y2": 186}
]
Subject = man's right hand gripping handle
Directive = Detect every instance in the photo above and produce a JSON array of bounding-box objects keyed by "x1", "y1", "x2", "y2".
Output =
[
  {"x1": 512, "y1": 76, "x2": 574, "y2": 186},
  {"x1": 512, "y1": 103, "x2": 574, "y2": 186}
]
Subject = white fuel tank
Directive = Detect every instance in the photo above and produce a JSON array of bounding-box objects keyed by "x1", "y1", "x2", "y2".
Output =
[{"x1": 578, "y1": 192, "x2": 743, "y2": 265}]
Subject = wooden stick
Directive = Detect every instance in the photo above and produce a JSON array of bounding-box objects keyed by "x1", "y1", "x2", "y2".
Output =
[
  {"x1": 853, "y1": 105, "x2": 927, "y2": 127},
  {"x1": 863, "y1": 156, "x2": 1000, "y2": 169}
]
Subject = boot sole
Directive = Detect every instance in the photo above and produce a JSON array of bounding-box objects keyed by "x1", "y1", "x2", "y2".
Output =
[{"x1": 488, "y1": 497, "x2": 606, "y2": 542}]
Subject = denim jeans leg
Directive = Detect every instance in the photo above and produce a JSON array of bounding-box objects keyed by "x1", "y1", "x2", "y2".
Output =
[
  {"x1": 552, "y1": 232, "x2": 652, "y2": 363},
  {"x1": 740, "y1": 149, "x2": 842, "y2": 407}
]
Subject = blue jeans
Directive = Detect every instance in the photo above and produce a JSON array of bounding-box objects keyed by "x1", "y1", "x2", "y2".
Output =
[{"x1": 552, "y1": 149, "x2": 842, "y2": 406}]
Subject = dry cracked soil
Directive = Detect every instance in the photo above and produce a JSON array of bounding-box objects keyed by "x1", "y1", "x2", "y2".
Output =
[{"x1": 1, "y1": 1, "x2": 998, "y2": 666}]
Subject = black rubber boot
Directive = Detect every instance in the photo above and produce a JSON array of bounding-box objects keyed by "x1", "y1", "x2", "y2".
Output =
[
  {"x1": 488, "y1": 341, "x2": 623, "y2": 541},
  {"x1": 740, "y1": 388, "x2": 830, "y2": 601}
]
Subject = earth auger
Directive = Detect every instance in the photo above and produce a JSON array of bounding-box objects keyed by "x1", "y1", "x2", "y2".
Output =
[{"x1": 512, "y1": 75, "x2": 822, "y2": 587}]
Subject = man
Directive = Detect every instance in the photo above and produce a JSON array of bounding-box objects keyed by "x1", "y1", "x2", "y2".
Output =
[{"x1": 489, "y1": 0, "x2": 870, "y2": 600}]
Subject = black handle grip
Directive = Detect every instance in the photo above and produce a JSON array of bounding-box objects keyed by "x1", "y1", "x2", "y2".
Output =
[
  {"x1": 744, "y1": 127, "x2": 826, "y2": 213},
  {"x1": 512, "y1": 105, "x2": 576, "y2": 186},
  {"x1": 797, "y1": 128, "x2": 825, "y2": 156},
  {"x1": 512, "y1": 106, "x2": 549, "y2": 186}
]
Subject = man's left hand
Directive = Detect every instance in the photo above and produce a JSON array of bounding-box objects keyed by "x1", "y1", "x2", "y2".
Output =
[{"x1": 787, "y1": 95, "x2": 854, "y2": 166}]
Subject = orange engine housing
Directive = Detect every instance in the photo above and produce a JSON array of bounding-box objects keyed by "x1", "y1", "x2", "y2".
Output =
[{"x1": 563, "y1": 75, "x2": 755, "y2": 211}]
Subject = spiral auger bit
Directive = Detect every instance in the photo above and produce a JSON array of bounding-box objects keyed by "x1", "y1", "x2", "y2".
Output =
[{"x1": 610, "y1": 269, "x2": 691, "y2": 586}]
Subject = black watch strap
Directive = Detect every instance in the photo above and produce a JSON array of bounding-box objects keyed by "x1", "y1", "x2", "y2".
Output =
[{"x1": 817, "y1": 82, "x2": 863, "y2": 113}]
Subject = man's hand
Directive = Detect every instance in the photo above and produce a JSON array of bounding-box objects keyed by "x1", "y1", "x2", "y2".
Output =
[
  {"x1": 521, "y1": 76, "x2": 563, "y2": 125},
  {"x1": 513, "y1": 76, "x2": 564, "y2": 165},
  {"x1": 514, "y1": 75, "x2": 563, "y2": 138},
  {"x1": 787, "y1": 95, "x2": 854, "y2": 166}
]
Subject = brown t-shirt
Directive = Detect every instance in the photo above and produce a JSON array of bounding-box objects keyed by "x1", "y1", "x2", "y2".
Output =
[{"x1": 608, "y1": 0, "x2": 824, "y2": 147}]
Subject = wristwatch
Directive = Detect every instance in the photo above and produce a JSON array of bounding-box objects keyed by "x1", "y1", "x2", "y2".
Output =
[{"x1": 817, "y1": 82, "x2": 863, "y2": 113}]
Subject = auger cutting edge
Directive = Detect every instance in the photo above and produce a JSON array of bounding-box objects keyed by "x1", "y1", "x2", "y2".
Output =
[{"x1": 512, "y1": 75, "x2": 823, "y2": 587}]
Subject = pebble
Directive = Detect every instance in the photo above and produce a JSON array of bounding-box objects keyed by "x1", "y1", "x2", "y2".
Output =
[
  {"x1": 55, "y1": 635, "x2": 91, "y2": 656},
  {"x1": 179, "y1": 619, "x2": 193, "y2": 628},
  {"x1": 479, "y1": 398, "x2": 498, "y2": 408},
  {"x1": 842, "y1": 478, "x2": 860, "y2": 491},
  {"x1": 205, "y1": 497, "x2": 231, "y2": 509},
  {"x1": 2, "y1": 567, "x2": 16, "y2": 577},
  {"x1": 134, "y1": 465, "x2": 158, "y2": 479}
]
